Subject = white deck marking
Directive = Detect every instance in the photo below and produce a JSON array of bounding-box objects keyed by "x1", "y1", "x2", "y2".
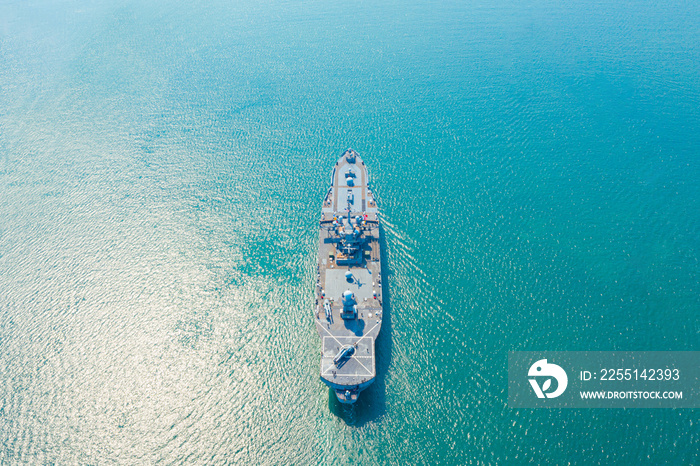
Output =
[
  {"x1": 320, "y1": 335, "x2": 375, "y2": 377},
  {"x1": 315, "y1": 320, "x2": 343, "y2": 347},
  {"x1": 351, "y1": 355, "x2": 372, "y2": 375}
]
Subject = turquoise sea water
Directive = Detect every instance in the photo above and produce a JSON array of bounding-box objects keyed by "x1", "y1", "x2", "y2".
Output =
[{"x1": 1, "y1": 0, "x2": 698, "y2": 463}]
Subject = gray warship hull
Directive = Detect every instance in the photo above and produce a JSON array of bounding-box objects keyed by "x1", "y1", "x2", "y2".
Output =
[{"x1": 315, "y1": 149, "x2": 384, "y2": 404}]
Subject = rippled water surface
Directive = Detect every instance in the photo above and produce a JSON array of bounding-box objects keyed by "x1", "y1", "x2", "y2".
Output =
[{"x1": 1, "y1": 0, "x2": 698, "y2": 463}]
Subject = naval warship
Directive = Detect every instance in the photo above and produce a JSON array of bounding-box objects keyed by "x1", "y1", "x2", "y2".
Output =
[{"x1": 315, "y1": 149, "x2": 384, "y2": 404}]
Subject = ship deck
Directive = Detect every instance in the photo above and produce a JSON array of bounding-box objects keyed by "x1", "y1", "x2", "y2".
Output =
[{"x1": 315, "y1": 149, "x2": 384, "y2": 394}]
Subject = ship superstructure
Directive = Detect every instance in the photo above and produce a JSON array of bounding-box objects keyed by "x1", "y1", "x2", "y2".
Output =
[{"x1": 315, "y1": 149, "x2": 383, "y2": 403}]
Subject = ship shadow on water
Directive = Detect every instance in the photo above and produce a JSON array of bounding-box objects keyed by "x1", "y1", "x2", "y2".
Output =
[{"x1": 329, "y1": 223, "x2": 393, "y2": 427}]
